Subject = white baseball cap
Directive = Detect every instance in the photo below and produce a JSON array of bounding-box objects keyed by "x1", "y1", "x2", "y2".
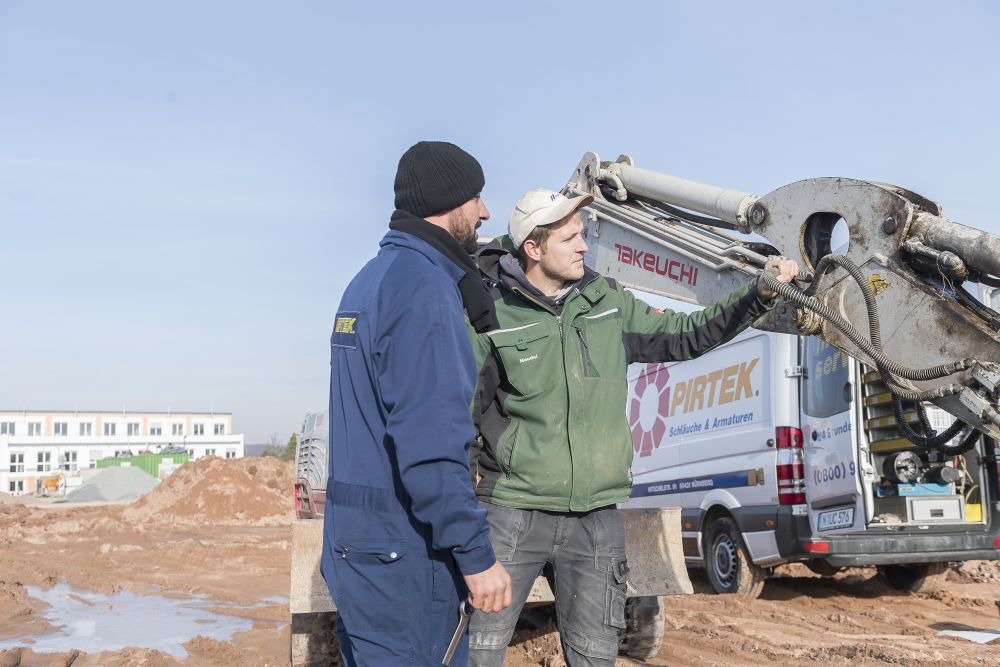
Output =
[{"x1": 508, "y1": 188, "x2": 594, "y2": 247}]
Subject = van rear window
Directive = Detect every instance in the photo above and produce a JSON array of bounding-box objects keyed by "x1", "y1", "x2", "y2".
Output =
[{"x1": 802, "y1": 338, "x2": 850, "y2": 418}]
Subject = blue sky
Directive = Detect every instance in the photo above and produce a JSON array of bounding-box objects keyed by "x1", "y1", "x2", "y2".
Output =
[{"x1": 1, "y1": 1, "x2": 998, "y2": 443}]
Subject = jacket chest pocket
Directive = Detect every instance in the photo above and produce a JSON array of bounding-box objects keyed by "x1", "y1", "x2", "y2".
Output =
[
  {"x1": 574, "y1": 308, "x2": 625, "y2": 380},
  {"x1": 488, "y1": 323, "x2": 557, "y2": 397}
]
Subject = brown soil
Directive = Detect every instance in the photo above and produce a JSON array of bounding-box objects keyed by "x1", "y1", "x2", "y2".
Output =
[{"x1": 2, "y1": 458, "x2": 999, "y2": 666}]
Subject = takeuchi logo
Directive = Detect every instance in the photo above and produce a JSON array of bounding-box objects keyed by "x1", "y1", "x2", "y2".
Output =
[{"x1": 629, "y1": 363, "x2": 670, "y2": 457}]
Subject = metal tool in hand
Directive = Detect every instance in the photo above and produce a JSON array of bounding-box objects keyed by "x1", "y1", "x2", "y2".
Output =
[{"x1": 441, "y1": 598, "x2": 474, "y2": 665}]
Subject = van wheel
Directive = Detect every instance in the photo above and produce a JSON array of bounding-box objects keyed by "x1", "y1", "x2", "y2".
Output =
[
  {"x1": 704, "y1": 517, "x2": 765, "y2": 598},
  {"x1": 619, "y1": 595, "x2": 664, "y2": 659},
  {"x1": 878, "y1": 562, "x2": 949, "y2": 592}
]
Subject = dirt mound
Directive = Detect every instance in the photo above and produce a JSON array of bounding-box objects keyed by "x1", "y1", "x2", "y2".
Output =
[
  {"x1": 950, "y1": 559, "x2": 1000, "y2": 585},
  {"x1": 122, "y1": 457, "x2": 294, "y2": 527}
]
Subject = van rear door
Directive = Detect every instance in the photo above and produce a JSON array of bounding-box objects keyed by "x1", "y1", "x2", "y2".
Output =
[{"x1": 800, "y1": 337, "x2": 866, "y2": 535}]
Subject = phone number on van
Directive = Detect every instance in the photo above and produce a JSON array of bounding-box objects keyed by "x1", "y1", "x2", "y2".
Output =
[{"x1": 813, "y1": 461, "x2": 856, "y2": 486}]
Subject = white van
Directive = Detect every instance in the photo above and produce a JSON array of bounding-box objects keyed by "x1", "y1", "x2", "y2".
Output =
[{"x1": 624, "y1": 289, "x2": 1000, "y2": 597}]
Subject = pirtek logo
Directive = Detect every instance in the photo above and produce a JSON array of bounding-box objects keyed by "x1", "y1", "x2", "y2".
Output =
[
  {"x1": 669, "y1": 359, "x2": 758, "y2": 416},
  {"x1": 614, "y1": 243, "x2": 699, "y2": 286},
  {"x1": 334, "y1": 317, "x2": 356, "y2": 334}
]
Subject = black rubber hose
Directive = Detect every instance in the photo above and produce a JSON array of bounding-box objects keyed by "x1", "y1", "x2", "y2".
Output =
[
  {"x1": 803, "y1": 254, "x2": 883, "y2": 348},
  {"x1": 760, "y1": 272, "x2": 972, "y2": 386},
  {"x1": 941, "y1": 426, "x2": 983, "y2": 456},
  {"x1": 892, "y1": 397, "x2": 964, "y2": 448},
  {"x1": 805, "y1": 257, "x2": 964, "y2": 409},
  {"x1": 760, "y1": 257, "x2": 979, "y2": 453}
]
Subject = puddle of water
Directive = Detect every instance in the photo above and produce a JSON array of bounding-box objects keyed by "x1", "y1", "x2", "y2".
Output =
[
  {"x1": 0, "y1": 583, "x2": 254, "y2": 658},
  {"x1": 260, "y1": 594, "x2": 289, "y2": 604}
]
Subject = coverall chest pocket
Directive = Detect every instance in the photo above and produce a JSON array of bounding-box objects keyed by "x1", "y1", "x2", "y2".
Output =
[
  {"x1": 333, "y1": 540, "x2": 409, "y2": 632},
  {"x1": 488, "y1": 324, "x2": 557, "y2": 397},
  {"x1": 574, "y1": 308, "x2": 625, "y2": 380}
]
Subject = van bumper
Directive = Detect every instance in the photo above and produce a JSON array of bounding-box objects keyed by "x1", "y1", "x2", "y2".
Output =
[
  {"x1": 773, "y1": 508, "x2": 1000, "y2": 566},
  {"x1": 820, "y1": 533, "x2": 1000, "y2": 567}
]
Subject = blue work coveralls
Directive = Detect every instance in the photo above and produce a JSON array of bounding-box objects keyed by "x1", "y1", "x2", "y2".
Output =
[{"x1": 323, "y1": 227, "x2": 496, "y2": 666}]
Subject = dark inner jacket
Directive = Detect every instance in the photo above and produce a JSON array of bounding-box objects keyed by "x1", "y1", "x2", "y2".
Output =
[{"x1": 389, "y1": 211, "x2": 498, "y2": 333}]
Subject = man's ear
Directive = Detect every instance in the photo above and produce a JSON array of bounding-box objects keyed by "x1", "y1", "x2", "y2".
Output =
[{"x1": 522, "y1": 239, "x2": 543, "y2": 262}]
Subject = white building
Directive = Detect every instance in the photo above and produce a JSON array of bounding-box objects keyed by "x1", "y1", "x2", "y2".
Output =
[{"x1": 0, "y1": 409, "x2": 244, "y2": 496}]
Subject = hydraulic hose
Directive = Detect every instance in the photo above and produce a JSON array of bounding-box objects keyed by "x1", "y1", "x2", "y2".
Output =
[
  {"x1": 891, "y1": 397, "x2": 980, "y2": 454},
  {"x1": 759, "y1": 271, "x2": 972, "y2": 387},
  {"x1": 758, "y1": 256, "x2": 983, "y2": 453}
]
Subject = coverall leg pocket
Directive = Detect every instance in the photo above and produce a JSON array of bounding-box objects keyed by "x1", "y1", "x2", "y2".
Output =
[{"x1": 334, "y1": 540, "x2": 410, "y2": 633}]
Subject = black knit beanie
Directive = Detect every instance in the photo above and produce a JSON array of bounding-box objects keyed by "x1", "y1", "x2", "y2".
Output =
[{"x1": 394, "y1": 141, "x2": 485, "y2": 218}]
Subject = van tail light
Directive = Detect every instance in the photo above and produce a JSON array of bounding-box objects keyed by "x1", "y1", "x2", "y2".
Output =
[
  {"x1": 803, "y1": 539, "x2": 830, "y2": 553},
  {"x1": 776, "y1": 426, "x2": 806, "y2": 506},
  {"x1": 293, "y1": 483, "x2": 301, "y2": 513}
]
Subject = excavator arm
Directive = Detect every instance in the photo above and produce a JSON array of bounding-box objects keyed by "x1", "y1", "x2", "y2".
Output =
[{"x1": 565, "y1": 152, "x2": 1000, "y2": 440}]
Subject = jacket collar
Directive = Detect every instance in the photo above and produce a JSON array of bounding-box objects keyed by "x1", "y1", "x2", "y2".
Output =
[
  {"x1": 476, "y1": 235, "x2": 605, "y2": 302},
  {"x1": 382, "y1": 210, "x2": 472, "y2": 283}
]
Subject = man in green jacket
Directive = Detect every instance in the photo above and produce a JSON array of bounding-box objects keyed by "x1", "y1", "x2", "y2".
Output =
[{"x1": 468, "y1": 187, "x2": 799, "y2": 666}]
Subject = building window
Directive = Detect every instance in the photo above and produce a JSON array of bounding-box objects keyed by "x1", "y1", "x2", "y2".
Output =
[
  {"x1": 0, "y1": 422, "x2": 14, "y2": 435},
  {"x1": 89, "y1": 449, "x2": 103, "y2": 469},
  {"x1": 62, "y1": 451, "x2": 78, "y2": 472},
  {"x1": 150, "y1": 424, "x2": 162, "y2": 436},
  {"x1": 9, "y1": 452, "x2": 24, "y2": 473},
  {"x1": 214, "y1": 424, "x2": 225, "y2": 435},
  {"x1": 28, "y1": 422, "x2": 42, "y2": 436},
  {"x1": 205, "y1": 448, "x2": 216, "y2": 457},
  {"x1": 187, "y1": 449, "x2": 195, "y2": 458},
  {"x1": 225, "y1": 449, "x2": 237, "y2": 459},
  {"x1": 103, "y1": 423, "x2": 116, "y2": 436},
  {"x1": 80, "y1": 422, "x2": 93, "y2": 436},
  {"x1": 37, "y1": 451, "x2": 51, "y2": 473},
  {"x1": 193, "y1": 424, "x2": 205, "y2": 436},
  {"x1": 9, "y1": 480, "x2": 24, "y2": 494},
  {"x1": 54, "y1": 422, "x2": 68, "y2": 436},
  {"x1": 127, "y1": 422, "x2": 140, "y2": 436},
  {"x1": 172, "y1": 424, "x2": 183, "y2": 436}
]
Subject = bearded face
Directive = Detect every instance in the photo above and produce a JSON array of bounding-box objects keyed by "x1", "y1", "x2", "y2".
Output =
[{"x1": 448, "y1": 200, "x2": 482, "y2": 254}]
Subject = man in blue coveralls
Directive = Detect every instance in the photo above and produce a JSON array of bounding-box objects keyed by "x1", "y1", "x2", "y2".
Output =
[{"x1": 323, "y1": 141, "x2": 513, "y2": 666}]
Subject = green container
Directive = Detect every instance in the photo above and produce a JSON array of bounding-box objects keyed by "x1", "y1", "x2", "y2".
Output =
[{"x1": 96, "y1": 451, "x2": 190, "y2": 478}]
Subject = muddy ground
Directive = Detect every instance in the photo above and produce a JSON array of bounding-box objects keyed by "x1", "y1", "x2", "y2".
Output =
[{"x1": 1, "y1": 457, "x2": 999, "y2": 666}]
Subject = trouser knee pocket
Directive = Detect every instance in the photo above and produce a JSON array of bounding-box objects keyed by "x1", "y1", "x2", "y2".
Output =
[{"x1": 605, "y1": 557, "x2": 629, "y2": 630}]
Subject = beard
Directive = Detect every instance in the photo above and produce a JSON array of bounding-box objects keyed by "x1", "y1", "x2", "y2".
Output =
[{"x1": 447, "y1": 208, "x2": 480, "y2": 254}]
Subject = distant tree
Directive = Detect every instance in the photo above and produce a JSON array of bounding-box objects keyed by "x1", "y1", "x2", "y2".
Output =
[
  {"x1": 282, "y1": 433, "x2": 298, "y2": 461},
  {"x1": 261, "y1": 432, "x2": 286, "y2": 458}
]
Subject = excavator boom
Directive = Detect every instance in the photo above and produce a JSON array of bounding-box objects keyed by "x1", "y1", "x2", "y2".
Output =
[{"x1": 566, "y1": 152, "x2": 1000, "y2": 439}]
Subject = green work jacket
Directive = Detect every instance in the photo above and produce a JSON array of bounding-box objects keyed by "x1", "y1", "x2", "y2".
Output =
[{"x1": 471, "y1": 238, "x2": 773, "y2": 512}]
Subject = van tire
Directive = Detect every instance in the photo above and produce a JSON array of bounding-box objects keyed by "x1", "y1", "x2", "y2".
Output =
[
  {"x1": 878, "y1": 562, "x2": 949, "y2": 592},
  {"x1": 619, "y1": 595, "x2": 665, "y2": 659},
  {"x1": 704, "y1": 517, "x2": 765, "y2": 598}
]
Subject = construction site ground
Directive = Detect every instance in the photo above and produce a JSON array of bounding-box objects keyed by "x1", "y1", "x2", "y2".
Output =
[{"x1": 1, "y1": 457, "x2": 999, "y2": 666}]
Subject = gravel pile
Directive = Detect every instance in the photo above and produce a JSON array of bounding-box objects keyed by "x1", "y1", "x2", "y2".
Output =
[{"x1": 59, "y1": 467, "x2": 159, "y2": 503}]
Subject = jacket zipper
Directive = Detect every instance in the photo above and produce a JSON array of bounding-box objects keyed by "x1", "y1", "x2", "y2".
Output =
[
  {"x1": 576, "y1": 328, "x2": 591, "y2": 376},
  {"x1": 502, "y1": 421, "x2": 520, "y2": 478}
]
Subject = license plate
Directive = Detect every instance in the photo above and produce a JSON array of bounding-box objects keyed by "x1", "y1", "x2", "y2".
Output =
[{"x1": 817, "y1": 507, "x2": 855, "y2": 531}]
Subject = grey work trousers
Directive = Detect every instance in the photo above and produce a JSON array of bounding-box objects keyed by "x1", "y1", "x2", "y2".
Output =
[{"x1": 468, "y1": 503, "x2": 628, "y2": 667}]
